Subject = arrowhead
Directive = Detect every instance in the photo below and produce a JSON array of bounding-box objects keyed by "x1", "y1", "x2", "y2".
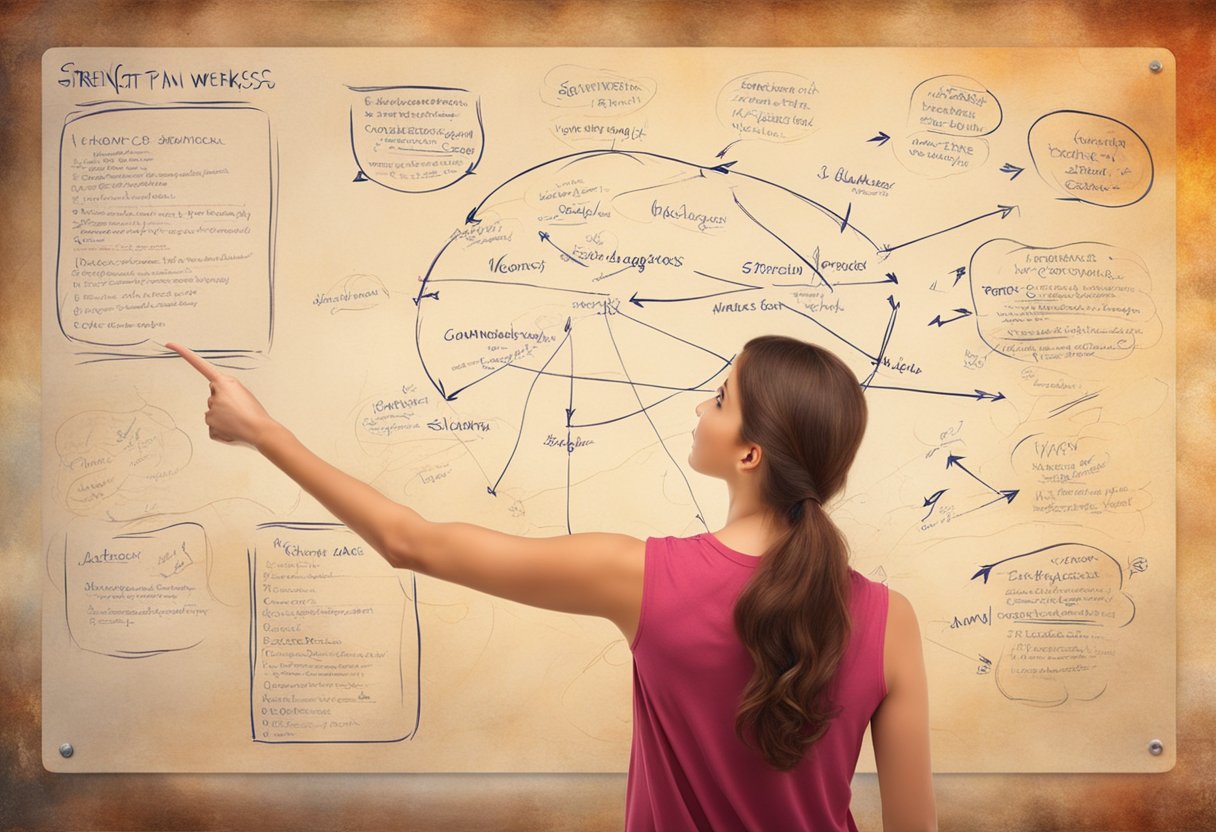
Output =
[
  {"x1": 885, "y1": 272, "x2": 898, "y2": 284},
  {"x1": 565, "y1": 408, "x2": 575, "y2": 424},
  {"x1": 997, "y1": 204, "x2": 1017, "y2": 218},
  {"x1": 629, "y1": 292, "x2": 644, "y2": 308},
  {"x1": 465, "y1": 208, "x2": 480, "y2": 224},
  {"x1": 970, "y1": 564, "x2": 994, "y2": 584},
  {"x1": 712, "y1": 161, "x2": 736, "y2": 173},
  {"x1": 538, "y1": 230, "x2": 550, "y2": 241},
  {"x1": 465, "y1": 163, "x2": 477, "y2": 175},
  {"x1": 1001, "y1": 489, "x2": 1019, "y2": 503},
  {"x1": 929, "y1": 315, "x2": 942, "y2": 327},
  {"x1": 954, "y1": 308, "x2": 972, "y2": 316},
  {"x1": 486, "y1": 486, "x2": 497, "y2": 497},
  {"x1": 922, "y1": 489, "x2": 946, "y2": 507},
  {"x1": 887, "y1": 294, "x2": 899, "y2": 310},
  {"x1": 353, "y1": 170, "x2": 369, "y2": 182},
  {"x1": 946, "y1": 454, "x2": 964, "y2": 468}
]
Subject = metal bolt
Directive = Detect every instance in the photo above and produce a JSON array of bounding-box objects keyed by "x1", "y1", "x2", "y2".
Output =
[
  {"x1": 58, "y1": 742, "x2": 74, "y2": 758},
  {"x1": 1148, "y1": 739, "x2": 1164, "y2": 756},
  {"x1": 1149, "y1": 60, "x2": 1163, "y2": 73}
]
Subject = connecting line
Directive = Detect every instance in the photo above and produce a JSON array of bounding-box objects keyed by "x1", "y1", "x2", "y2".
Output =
[
  {"x1": 603, "y1": 311, "x2": 708, "y2": 533},
  {"x1": 731, "y1": 192, "x2": 833, "y2": 292},
  {"x1": 862, "y1": 296, "x2": 900, "y2": 388},
  {"x1": 566, "y1": 323, "x2": 575, "y2": 534},
  {"x1": 567, "y1": 360, "x2": 731, "y2": 428},
  {"x1": 613, "y1": 307, "x2": 734, "y2": 363},
  {"x1": 488, "y1": 324, "x2": 572, "y2": 497},
  {"x1": 778, "y1": 301, "x2": 878, "y2": 363}
]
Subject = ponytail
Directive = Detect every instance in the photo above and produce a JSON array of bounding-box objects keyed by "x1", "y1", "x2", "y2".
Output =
[{"x1": 730, "y1": 337, "x2": 867, "y2": 770}]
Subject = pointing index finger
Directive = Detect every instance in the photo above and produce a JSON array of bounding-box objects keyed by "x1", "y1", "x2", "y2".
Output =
[{"x1": 165, "y1": 342, "x2": 223, "y2": 382}]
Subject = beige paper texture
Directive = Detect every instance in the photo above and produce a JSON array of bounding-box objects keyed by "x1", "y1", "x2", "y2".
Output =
[{"x1": 41, "y1": 47, "x2": 1175, "y2": 772}]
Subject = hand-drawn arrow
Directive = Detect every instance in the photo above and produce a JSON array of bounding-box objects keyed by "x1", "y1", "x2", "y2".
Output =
[
  {"x1": 868, "y1": 131, "x2": 891, "y2": 147},
  {"x1": 922, "y1": 488, "x2": 948, "y2": 521},
  {"x1": 443, "y1": 358, "x2": 515, "y2": 400},
  {"x1": 929, "y1": 308, "x2": 973, "y2": 327},
  {"x1": 830, "y1": 272, "x2": 899, "y2": 287},
  {"x1": 1000, "y1": 162, "x2": 1024, "y2": 180},
  {"x1": 879, "y1": 204, "x2": 1018, "y2": 255},
  {"x1": 969, "y1": 543, "x2": 1105, "y2": 585},
  {"x1": 946, "y1": 453, "x2": 1002, "y2": 494},
  {"x1": 628, "y1": 285, "x2": 761, "y2": 307},
  {"x1": 422, "y1": 277, "x2": 609, "y2": 299},
  {"x1": 538, "y1": 230, "x2": 587, "y2": 266},
  {"x1": 955, "y1": 489, "x2": 1019, "y2": 518},
  {"x1": 864, "y1": 385, "x2": 1005, "y2": 402},
  {"x1": 861, "y1": 295, "x2": 899, "y2": 389},
  {"x1": 565, "y1": 317, "x2": 575, "y2": 427},
  {"x1": 716, "y1": 139, "x2": 741, "y2": 158}
]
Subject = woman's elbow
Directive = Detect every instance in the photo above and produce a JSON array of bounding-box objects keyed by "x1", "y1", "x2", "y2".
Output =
[{"x1": 379, "y1": 512, "x2": 433, "y2": 572}]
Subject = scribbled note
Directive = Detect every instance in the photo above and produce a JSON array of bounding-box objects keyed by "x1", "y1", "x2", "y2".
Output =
[
  {"x1": 542, "y1": 64, "x2": 654, "y2": 148},
  {"x1": 716, "y1": 71, "x2": 820, "y2": 144},
  {"x1": 62, "y1": 521, "x2": 212, "y2": 657},
  {"x1": 896, "y1": 74, "x2": 1000, "y2": 177},
  {"x1": 970, "y1": 239, "x2": 1160, "y2": 363},
  {"x1": 970, "y1": 543, "x2": 1138, "y2": 706},
  {"x1": 347, "y1": 85, "x2": 484, "y2": 192},
  {"x1": 56, "y1": 104, "x2": 274, "y2": 353},
  {"x1": 249, "y1": 523, "x2": 420, "y2": 743},
  {"x1": 1028, "y1": 110, "x2": 1154, "y2": 207},
  {"x1": 54, "y1": 404, "x2": 192, "y2": 517}
]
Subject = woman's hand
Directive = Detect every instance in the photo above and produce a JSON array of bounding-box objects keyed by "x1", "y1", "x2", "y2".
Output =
[{"x1": 166, "y1": 343, "x2": 278, "y2": 448}]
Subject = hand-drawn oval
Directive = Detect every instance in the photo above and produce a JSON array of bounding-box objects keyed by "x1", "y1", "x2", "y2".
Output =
[
  {"x1": 969, "y1": 238, "x2": 1159, "y2": 364},
  {"x1": 716, "y1": 71, "x2": 821, "y2": 143},
  {"x1": 1027, "y1": 110, "x2": 1153, "y2": 207},
  {"x1": 347, "y1": 85, "x2": 484, "y2": 194},
  {"x1": 312, "y1": 273, "x2": 389, "y2": 315},
  {"x1": 540, "y1": 64, "x2": 656, "y2": 115},
  {"x1": 906, "y1": 74, "x2": 1003, "y2": 137}
]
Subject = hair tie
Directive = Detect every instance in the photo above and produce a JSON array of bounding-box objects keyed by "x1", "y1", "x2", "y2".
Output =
[{"x1": 788, "y1": 495, "x2": 820, "y2": 522}]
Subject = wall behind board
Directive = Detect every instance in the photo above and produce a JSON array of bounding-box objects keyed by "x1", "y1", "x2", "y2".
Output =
[{"x1": 4, "y1": 1, "x2": 1215, "y2": 829}]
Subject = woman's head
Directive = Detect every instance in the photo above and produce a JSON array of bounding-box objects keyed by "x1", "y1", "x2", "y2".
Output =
[{"x1": 691, "y1": 334, "x2": 868, "y2": 517}]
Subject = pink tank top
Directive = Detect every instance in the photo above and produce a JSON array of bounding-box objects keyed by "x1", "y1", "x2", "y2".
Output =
[{"x1": 626, "y1": 533, "x2": 889, "y2": 831}]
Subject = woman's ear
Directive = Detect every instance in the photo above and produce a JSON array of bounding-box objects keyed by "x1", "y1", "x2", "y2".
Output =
[{"x1": 738, "y1": 442, "x2": 763, "y2": 473}]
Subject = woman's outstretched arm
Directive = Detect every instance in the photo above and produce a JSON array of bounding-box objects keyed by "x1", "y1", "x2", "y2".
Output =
[
  {"x1": 871, "y1": 589, "x2": 938, "y2": 832},
  {"x1": 166, "y1": 343, "x2": 644, "y2": 638}
]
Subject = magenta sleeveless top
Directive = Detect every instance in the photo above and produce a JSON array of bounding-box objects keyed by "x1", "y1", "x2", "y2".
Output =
[{"x1": 626, "y1": 533, "x2": 889, "y2": 831}]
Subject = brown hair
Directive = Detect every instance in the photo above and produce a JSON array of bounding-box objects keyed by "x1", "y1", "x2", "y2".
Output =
[{"x1": 731, "y1": 334, "x2": 869, "y2": 770}]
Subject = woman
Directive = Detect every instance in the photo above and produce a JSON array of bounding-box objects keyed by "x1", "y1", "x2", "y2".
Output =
[{"x1": 168, "y1": 334, "x2": 936, "y2": 831}]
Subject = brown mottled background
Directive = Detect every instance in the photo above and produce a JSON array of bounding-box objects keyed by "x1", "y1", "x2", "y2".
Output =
[{"x1": 2, "y1": 1, "x2": 1213, "y2": 829}]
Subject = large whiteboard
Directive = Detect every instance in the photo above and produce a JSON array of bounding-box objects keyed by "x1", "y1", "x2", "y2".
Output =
[{"x1": 42, "y1": 47, "x2": 1175, "y2": 773}]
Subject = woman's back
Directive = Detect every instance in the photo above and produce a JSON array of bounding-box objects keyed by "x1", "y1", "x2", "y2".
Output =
[{"x1": 627, "y1": 532, "x2": 889, "y2": 832}]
